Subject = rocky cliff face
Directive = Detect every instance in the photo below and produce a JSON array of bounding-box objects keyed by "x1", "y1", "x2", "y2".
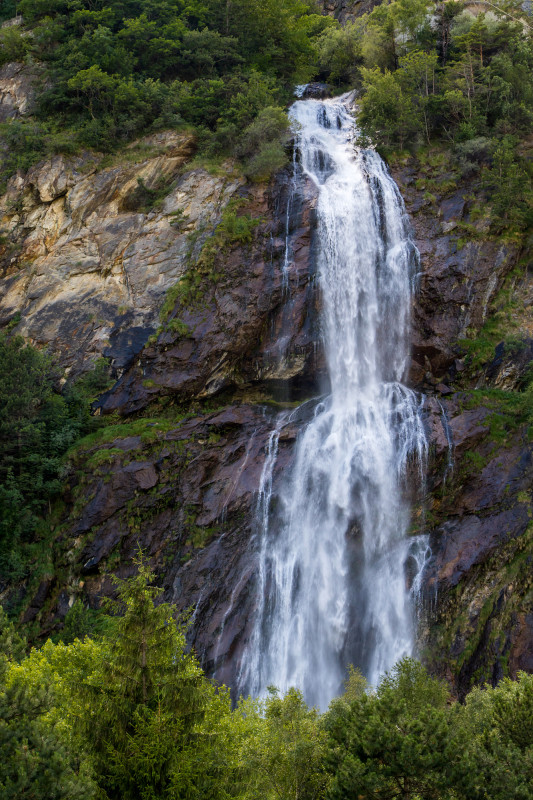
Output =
[
  {"x1": 1, "y1": 63, "x2": 531, "y2": 697},
  {"x1": 391, "y1": 152, "x2": 532, "y2": 696},
  {"x1": 316, "y1": 0, "x2": 381, "y2": 23},
  {"x1": 3, "y1": 142, "x2": 326, "y2": 687},
  {"x1": 0, "y1": 128, "x2": 246, "y2": 378},
  {"x1": 0, "y1": 61, "x2": 40, "y2": 122}
]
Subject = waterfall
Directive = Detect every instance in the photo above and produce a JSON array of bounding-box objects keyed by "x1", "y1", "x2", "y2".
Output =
[{"x1": 239, "y1": 93, "x2": 427, "y2": 710}]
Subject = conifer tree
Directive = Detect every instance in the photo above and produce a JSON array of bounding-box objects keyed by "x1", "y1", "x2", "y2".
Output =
[{"x1": 67, "y1": 553, "x2": 232, "y2": 800}]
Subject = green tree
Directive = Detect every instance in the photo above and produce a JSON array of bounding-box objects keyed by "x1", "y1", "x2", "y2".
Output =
[
  {"x1": 0, "y1": 334, "x2": 109, "y2": 578},
  {"x1": 454, "y1": 676, "x2": 533, "y2": 799},
  {"x1": 240, "y1": 686, "x2": 330, "y2": 800},
  {"x1": 0, "y1": 604, "x2": 26, "y2": 666},
  {"x1": 52, "y1": 553, "x2": 235, "y2": 800},
  {"x1": 238, "y1": 105, "x2": 291, "y2": 181},
  {"x1": 316, "y1": 22, "x2": 363, "y2": 85},
  {"x1": 324, "y1": 658, "x2": 464, "y2": 800},
  {"x1": 483, "y1": 136, "x2": 533, "y2": 232},
  {"x1": 358, "y1": 67, "x2": 422, "y2": 149},
  {"x1": 0, "y1": 618, "x2": 96, "y2": 800}
]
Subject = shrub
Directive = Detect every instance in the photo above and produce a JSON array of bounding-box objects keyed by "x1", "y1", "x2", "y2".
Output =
[{"x1": 0, "y1": 26, "x2": 29, "y2": 65}]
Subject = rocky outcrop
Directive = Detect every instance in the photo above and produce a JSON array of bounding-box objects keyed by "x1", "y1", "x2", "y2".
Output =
[
  {"x1": 391, "y1": 149, "x2": 532, "y2": 696},
  {"x1": 97, "y1": 165, "x2": 324, "y2": 413},
  {"x1": 317, "y1": 0, "x2": 381, "y2": 22},
  {"x1": 420, "y1": 390, "x2": 532, "y2": 696},
  {"x1": 390, "y1": 157, "x2": 521, "y2": 388},
  {"x1": 0, "y1": 61, "x2": 39, "y2": 122},
  {"x1": 0, "y1": 128, "x2": 246, "y2": 376},
  {"x1": 17, "y1": 401, "x2": 314, "y2": 686}
]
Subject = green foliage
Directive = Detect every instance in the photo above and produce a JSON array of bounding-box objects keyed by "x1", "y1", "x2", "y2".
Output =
[
  {"x1": 316, "y1": 22, "x2": 363, "y2": 85},
  {"x1": 347, "y1": 0, "x2": 533, "y2": 234},
  {"x1": 325, "y1": 657, "x2": 462, "y2": 800},
  {"x1": 4, "y1": 566, "x2": 533, "y2": 800},
  {"x1": 0, "y1": 637, "x2": 96, "y2": 799},
  {"x1": 166, "y1": 317, "x2": 189, "y2": 336},
  {"x1": 58, "y1": 599, "x2": 111, "y2": 644},
  {"x1": 358, "y1": 66, "x2": 421, "y2": 150},
  {"x1": 0, "y1": 0, "x2": 326, "y2": 176},
  {"x1": 0, "y1": 25, "x2": 29, "y2": 65},
  {"x1": 121, "y1": 176, "x2": 176, "y2": 213},
  {"x1": 482, "y1": 136, "x2": 533, "y2": 233},
  {"x1": 27, "y1": 555, "x2": 237, "y2": 800},
  {"x1": 0, "y1": 1, "x2": 17, "y2": 24},
  {"x1": 241, "y1": 686, "x2": 330, "y2": 800},
  {"x1": 0, "y1": 334, "x2": 111, "y2": 579},
  {"x1": 238, "y1": 105, "x2": 291, "y2": 181},
  {"x1": 0, "y1": 605, "x2": 26, "y2": 666},
  {"x1": 159, "y1": 200, "x2": 261, "y2": 324},
  {"x1": 457, "y1": 677, "x2": 533, "y2": 799},
  {"x1": 244, "y1": 140, "x2": 289, "y2": 182}
]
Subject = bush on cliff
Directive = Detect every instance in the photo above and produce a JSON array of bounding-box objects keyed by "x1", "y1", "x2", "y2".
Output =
[
  {"x1": 0, "y1": 0, "x2": 331, "y2": 170},
  {"x1": 317, "y1": 0, "x2": 533, "y2": 237},
  {"x1": 0, "y1": 334, "x2": 110, "y2": 580}
]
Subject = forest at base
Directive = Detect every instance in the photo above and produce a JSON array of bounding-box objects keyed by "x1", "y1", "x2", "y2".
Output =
[{"x1": 2, "y1": 554, "x2": 533, "y2": 800}]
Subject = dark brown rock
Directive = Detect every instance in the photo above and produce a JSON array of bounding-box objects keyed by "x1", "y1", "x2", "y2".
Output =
[
  {"x1": 390, "y1": 163, "x2": 521, "y2": 387},
  {"x1": 420, "y1": 391, "x2": 533, "y2": 697}
]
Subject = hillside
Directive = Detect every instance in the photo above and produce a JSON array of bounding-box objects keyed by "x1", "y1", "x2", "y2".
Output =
[{"x1": 0, "y1": 0, "x2": 532, "y2": 714}]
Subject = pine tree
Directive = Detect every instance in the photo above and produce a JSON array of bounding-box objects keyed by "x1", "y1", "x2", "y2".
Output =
[{"x1": 69, "y1": 553, "x2": 229, "y2": 800}]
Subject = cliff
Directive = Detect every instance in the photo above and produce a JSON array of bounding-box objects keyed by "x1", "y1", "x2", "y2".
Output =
[{"x1": 1, "y1": 61, "x2": 532, "y2": 697}]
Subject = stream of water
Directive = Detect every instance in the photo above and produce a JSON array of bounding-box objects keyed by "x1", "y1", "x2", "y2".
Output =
[{"x1": 239, "y1": 93, "x2": 427, "y2": 710}]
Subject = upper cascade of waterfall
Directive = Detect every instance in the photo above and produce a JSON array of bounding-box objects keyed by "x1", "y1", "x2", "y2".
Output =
[
  {"x1": 290, "y1": 92, "x2": 416, "y2": 397},
  {"x1": 239, "y1": 92, "x2": 427, "y2": 711}
]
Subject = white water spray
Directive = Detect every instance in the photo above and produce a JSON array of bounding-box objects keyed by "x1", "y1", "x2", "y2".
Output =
[{"x1": 240, "y1": 93, "x2": 427, "y2": 710}]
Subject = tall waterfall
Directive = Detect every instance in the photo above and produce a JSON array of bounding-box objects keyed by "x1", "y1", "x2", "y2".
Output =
[{"x1": 239, "y1": 93, "x2": 427, "y2": 710}]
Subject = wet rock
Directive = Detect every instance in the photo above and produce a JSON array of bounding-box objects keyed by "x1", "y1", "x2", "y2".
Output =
[
  {"x1": 509, "y1": 615, "x2": 533, "y2": 675},
  {"x1": 421, "y1": 392, "x2": 533, "y2": 697},
  {"x1": 300, "y1": 83, "x2": 331, "y2": 100},
  {"x1": 485, "y1": 338, "x2": 533, "y2": 390},
  {"x1": 317, "y1": 0, "x2": 380, "y2": 22},
  {"x1": 20, "y1": 403, "x2": 299, "y2": 691},
  {"x1": 390, "y1": 164, "x2": 521, "y2": 387},
  {"x1": 431, "y1": 506, "x2": 529, "y2": 588},
  {"x1": 22, "y1": 578, "x2": 53, "y2": 623}
]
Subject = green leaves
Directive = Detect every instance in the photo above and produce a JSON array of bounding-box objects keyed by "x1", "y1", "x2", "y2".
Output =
[
  {"x1": 324, "y1": 658, "x2": 463, "y2": 800},
  {"x1": 0, "y1": 335, "x2": 110, "y2": 579},
  {"x1": 4, "y1": 575, "x2": 533, "y2": 800},
  {"x1": 238, "y1": 687, "x2": 330, "y2": 800},
  {"x1": 5, "y1": 0, "x2": 323, "y2": 163}
]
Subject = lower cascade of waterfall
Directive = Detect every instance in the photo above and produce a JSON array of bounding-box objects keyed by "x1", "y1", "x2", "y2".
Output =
[{"x1": 238, "y1": 92, "x2": 428, "y2": 711}]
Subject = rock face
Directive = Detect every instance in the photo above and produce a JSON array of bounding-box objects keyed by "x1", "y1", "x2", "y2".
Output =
[
  {"x1": 390, "y1": 159, "x2": 520, "y2": 388},
  {"x1": 392, "y1": 153, "x2": 532, "y2": 697},
  {"x1": 20, "y1": 402, "x2": 311, "y2": 687},
  {"x1": 0, "y1": 62, "x2": 39, "y2": 122},
  {"x1": 97, "y1": 165, "x2": 324, "y2": 413},
  {"x1": 420, "y1": 392, "x2": 532, "y2": 697},
  {"x1": 317, "y1": 0, "x2": 381, "y2": 22},
  {"x1": 0, "y1": 124, "x2": 244, "y2": 376}
]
